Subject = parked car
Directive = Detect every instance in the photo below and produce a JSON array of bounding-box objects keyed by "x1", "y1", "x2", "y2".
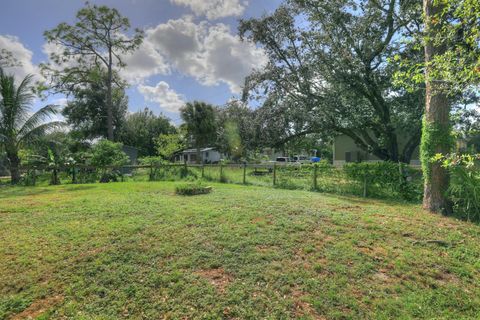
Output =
[
  {"x1": 293, "y1": 155, "x2": 310, "y2": 164},
  {"x1": 274, "y1": 157, "x2": 301, "y2": 166}
]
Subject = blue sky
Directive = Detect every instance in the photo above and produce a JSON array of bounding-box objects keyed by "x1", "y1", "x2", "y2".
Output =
[{"x1": 0, "y1": 0, "x2": 281, "y2": 123}]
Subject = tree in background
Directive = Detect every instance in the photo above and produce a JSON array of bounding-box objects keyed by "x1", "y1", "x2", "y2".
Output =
[
  {"x1": 119, "y1": 108, "x2": 176, "y2": 157},
  {"x1": 180, "y1": 101, "x2": 217, "y2": 164},
  {"x1": 42, "y1": 3, "x2": 143, "y2": 141},
  {"x1": 63, "y1": 71, "x2": 128, "y2": 141},
  {"x1": 216, "y1": 100, "x2": 258, "y2": 160},
  {"x1": 0, "y1": 49, "x2": 19, "y2": 68},
  {"x1": 240, "y1": 0, "x2": 424, "y2": 163},
  {"x1": 0, "y1": 68, "x2": 63, "y2": 184},
  {"x1": 155, "y1": 133, "x2": 185, "y2": 161}
]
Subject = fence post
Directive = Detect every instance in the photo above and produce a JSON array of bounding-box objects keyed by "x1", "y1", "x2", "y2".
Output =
[
  {"x1": 220, "y1": 163, "x2": 224, "y2": 182},
  {"x1": 273, "y1": 163, "x2": 277, "y2": 186},
  {"x1": 31, "y1": 167, "x2": 36, "y2": 186},
  {"x1": 313, "y1": 163, "x2": 318, "y2": 190},
  {"x1": 363, "y1": 175, "x2": 367, "y2": 197},
  {"x1": 72, "y1": 165, "x2": 76, "y2": 184},
  {"x1": 243, "y1": 162, "x2": 247, "y2": 184},
  {"x1": 201, "y1": 163, "x2": 205, "y2": 179}
]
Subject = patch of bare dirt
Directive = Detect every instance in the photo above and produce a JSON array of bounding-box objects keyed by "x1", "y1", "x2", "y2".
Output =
[
  {"x1": 11, "y1": 295, "x2": 63, "y2": 320},
  {"x1": 74, "y1": 246, "x2": 106, "y2": 262},
  {"x1": 195, "y1": 268, "x2": 233, "y2": 293},
  {"x1": 255, "y1": 244, "x2": 278, "y2": 253},
  {"x1": 331, "y1": 205, "x2": 362, "y2": 212},
  {"x1": 250, "y1": 214, "x2": 273, "y2": 225},
  {"x1": 290, "y1": 288, "x2": 326, "y2": 319},
  {"x1": 357, "y1": 245, "x2": 388, "y2": 261}
]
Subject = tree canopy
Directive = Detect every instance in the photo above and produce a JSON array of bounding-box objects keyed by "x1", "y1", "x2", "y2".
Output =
[
  {"x1": 240, "y1": 0, "x2": 423, "y2": 163},
  {"x1": 180, "y1": 101, "x2": 217, "y2": 163},
  {"x1": 118, "y1": 108, "x2": 176, "y2": 157},
  {"x1": 42, "y1": 3, "x2": 143, "y2": 140},
  {"x1": 62, "y1": 72, "x2": 128, "y2": 141}
]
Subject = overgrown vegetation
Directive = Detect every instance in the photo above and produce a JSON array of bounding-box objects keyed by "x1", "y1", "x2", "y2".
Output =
[
  {"x1": 435, "y1": 153, "x2": 480, "y2": 221},
  {"x1": 344, "y1": 162, "x2": 423, "y2": 201}
]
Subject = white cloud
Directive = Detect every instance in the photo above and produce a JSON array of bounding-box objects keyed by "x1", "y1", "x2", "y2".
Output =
[
  {"x1": 144, "y1": 17, "x2": 267, "y2": 93},
  {"x1": 0, "y1": 35, "x2": 41, "y2": 81},
  {"x1": 121, "y1": 40, "x2": 170, "y2": 84},
  {"x1": 170, "y1": 0, "x2": 247, "y2": 20},
  {"x1": 138, "y1": 81, "x2": 185, "y2": 113}
]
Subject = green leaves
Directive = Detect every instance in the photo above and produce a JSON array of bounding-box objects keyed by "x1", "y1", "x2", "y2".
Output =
[
  {"x1": 90, "y1": 139, "x2": 129, "y2": 169},
  {"x1": 434, "y1": 153, "x2": 480, "y2": 220},
  {"x1": 180, "y1": 101, "x2": 217, "y2": 152}
]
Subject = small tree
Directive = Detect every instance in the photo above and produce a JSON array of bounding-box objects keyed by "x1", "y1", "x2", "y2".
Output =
[
  {"x1": 155, "y1": 133, "x2": 185, "y2": 161},
  {"x1": 90, "y1": 139, "x2": 129, "y2": 182}
]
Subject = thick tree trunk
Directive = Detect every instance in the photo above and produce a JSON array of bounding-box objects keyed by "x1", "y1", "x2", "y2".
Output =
[
  {"x1": 7, "y1": 151, "x2": 20, "y2": 185},
  {"x1": 106, "y1": 51, "x2": 114, "y2": 141},
  {"x1": 422, "y1": 0, "x2": 452, "y2": 214}
]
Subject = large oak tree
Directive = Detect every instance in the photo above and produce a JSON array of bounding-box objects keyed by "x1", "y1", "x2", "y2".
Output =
[{"x1": 240, "y1": 0, "x2": 423, "y2": 163}]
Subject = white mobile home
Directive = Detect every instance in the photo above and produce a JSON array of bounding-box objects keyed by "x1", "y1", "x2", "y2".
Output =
[{"x1": 174, "y1": 147, "x2": 225, "y2": 164}]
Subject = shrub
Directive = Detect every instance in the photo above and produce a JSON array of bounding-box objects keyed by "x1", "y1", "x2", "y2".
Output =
[
  {"x1": 175, "y1": 182, "x2": 212, "y2": 196},
  {"x1": 344, "y1": 161, "x2": 422, "y2": 200},
  {"x1": 139, "y1": 157, "x2": 197, "y2": 181},
  {"x1": 435, "y1": 153, "x2": 480, "y2": 221},
  {"x1": 91, "y1": 140, "x2": 129, "y2": 182}
]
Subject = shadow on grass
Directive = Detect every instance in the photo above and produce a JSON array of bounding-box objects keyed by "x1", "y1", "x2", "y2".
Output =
[{"x1": 0, "y1": 184, "x2": 97, "y2": 198}]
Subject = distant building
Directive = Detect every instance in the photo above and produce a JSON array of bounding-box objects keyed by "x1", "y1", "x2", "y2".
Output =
[
  {"x1": 333, "y1": 134, "x2": 420, "y2": 166},
  {"x1": 174, "y1": 147, "x2": 225, "y2": 164},
  {"x1": 121, "y1": 145, "x2": 138, "y2": 174},
  {"x1": 122, "y1": 145, "x2": 138, "y2": 165}
]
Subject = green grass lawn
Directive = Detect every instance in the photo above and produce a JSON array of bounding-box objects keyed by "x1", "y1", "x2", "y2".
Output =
[{"x1": 1, "y1": 182, "x2": 479, "y2": 319}]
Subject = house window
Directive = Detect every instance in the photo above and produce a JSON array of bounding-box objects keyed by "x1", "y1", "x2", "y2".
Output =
[{"x1": 205, "y1": 152, "x2": 209, "y2": 158}]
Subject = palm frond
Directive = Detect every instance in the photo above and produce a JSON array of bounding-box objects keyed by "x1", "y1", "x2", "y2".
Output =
[
  {"x1": 18, "y1": 121, "x2": 66, "y2": 146},
  {"x1": 17, "y1": 104, "x2": 61, "y2": 139},
  {"x1": 13, "y1": 74, "x2": 35, "y2": 126}
]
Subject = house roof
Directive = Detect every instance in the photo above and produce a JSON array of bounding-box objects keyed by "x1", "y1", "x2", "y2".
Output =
[{"x1": 182, "y1": 147, "x2": 216, "y2": 154}]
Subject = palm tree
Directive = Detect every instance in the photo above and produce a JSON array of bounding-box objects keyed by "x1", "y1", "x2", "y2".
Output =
[{"x1": 0, "y1": 67, "x2": 62, "y2": 184}]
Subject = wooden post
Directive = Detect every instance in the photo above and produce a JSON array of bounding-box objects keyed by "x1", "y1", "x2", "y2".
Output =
[
  {"x1": 363, "y1": 175, "x2": 367, "y2": 197},
  {"x1": 72, "y1": 165, "x2": 76, "y2": 184},
  {"x1": 201, "y1": 163, "x2": 205, "y2": 179},
  {"x1": 243, "y1": 162, "x2": 247, "y2": 184},
  {"x1": 273, "y1": 163, "x2": 277, "y2": 186},
  {"x1": 313, "y1": 164, "x2": 318, "y2": 190},
  {"x1": 220, "y1": 163, "x2": 224, "y2": 182},
  {"x1": 31, "y1": 167, "x2": 36, "y2": 186}
]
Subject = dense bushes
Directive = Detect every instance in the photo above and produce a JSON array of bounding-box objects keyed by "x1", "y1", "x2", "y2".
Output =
[
  {"x1": 435, "y1": 154, "x2": 480, "y2": 221},
  {"x1": 344, "y1": 162, "x2": 422, "y2": 201}
]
